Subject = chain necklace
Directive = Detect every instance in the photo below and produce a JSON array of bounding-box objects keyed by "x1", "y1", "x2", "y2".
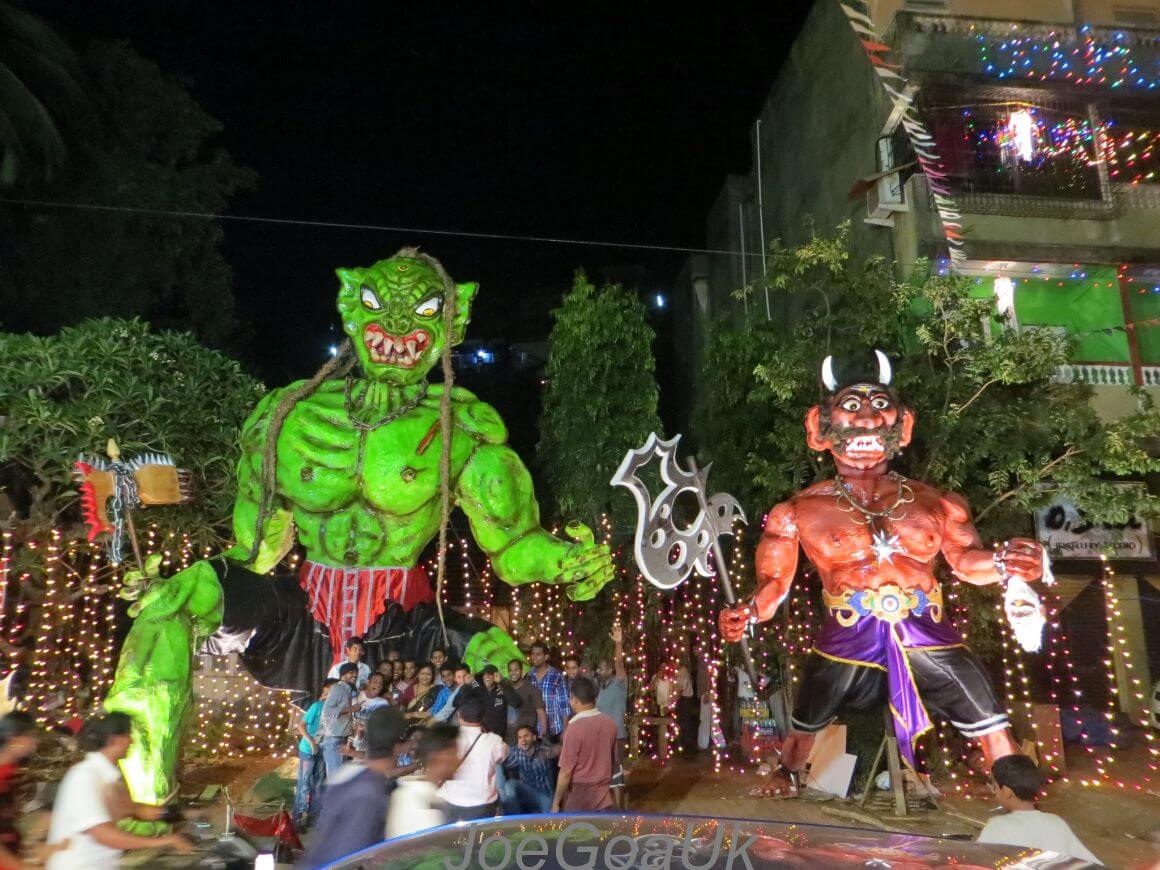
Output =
[
  {"x1": 834, "y1": 472, "x2": 915, "y2": 525},
  {"x1": 344, "y1": 377, "x2": 428, "y2": 432}
]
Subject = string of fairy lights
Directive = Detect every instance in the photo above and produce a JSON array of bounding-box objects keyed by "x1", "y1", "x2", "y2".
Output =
[
  {"x1": 0, "y1": 517, "x2": 1155, "y2": 788},
  {"x1": 953, "y1": 103, "x2": 1160, "y2": 190},
  {"x1": 976, "y1": 26, "x2": 1160, "y2": 92}
]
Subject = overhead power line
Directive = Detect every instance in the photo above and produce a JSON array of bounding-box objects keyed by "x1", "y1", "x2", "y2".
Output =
[{"x1": 0, "y1": 197, "x2": 763, "y2": 259}]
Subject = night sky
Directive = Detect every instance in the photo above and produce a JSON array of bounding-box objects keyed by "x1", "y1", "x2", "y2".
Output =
[{"x1": 29, "y1": 2, "x2": 812, "y2": 385}]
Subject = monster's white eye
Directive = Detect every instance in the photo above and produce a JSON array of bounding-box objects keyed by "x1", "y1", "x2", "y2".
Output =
[
  {"x1": 360, "y1": 285, "x2": 382, "y2": 311},
  {"x1": 414, "y1": 296, "x2": 442, "y2": 318},
  {"x1": 840, "y1": 397, "x2": 862, "y2": 412},
  {"x1": 871, "y1": 396, "x2": 892, "y2": 411}
]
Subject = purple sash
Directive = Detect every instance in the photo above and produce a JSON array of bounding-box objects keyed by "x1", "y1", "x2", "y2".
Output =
[{"x1": 814, "y1": 605, "x2": 962, "y2": 769}]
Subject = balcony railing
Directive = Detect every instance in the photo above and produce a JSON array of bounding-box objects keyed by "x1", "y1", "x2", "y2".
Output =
[
  {"x1": 1053, "y1": 362, "x2": 1160, "y2": 385},
  {"x1": 889, "y1": 12, "x2": 1160, "y2": 89}
]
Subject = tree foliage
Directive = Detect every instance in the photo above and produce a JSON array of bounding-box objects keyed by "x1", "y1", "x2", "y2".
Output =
[
  {"x1": 0, "y1": 39, "x2": 254, "y2": 346},
  {"x1": 0, "y1": 2, "x2": 87, "y2": 187},
  {"x1": 0, "y1": 318, "x2": 265, "y2": 545},
  {"x1": 537, "y1": 271, "x2": 663, "y2": 529},
  {"x1": 696, "y1": 224, "x2": 1160, "y2": 534}
]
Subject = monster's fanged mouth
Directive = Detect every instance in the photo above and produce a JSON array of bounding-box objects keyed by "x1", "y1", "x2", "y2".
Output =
[
  {"x1": 844, "y1": 434, "x2": 885, "y2": 455},
  {"x1": 363, "y1": 324, "x2": 431, "y2": 367}
]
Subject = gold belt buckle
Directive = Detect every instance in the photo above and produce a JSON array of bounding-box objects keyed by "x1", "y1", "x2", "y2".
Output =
[{"x1": 861, "y1": 585, "x2": 918, "y2": 624}]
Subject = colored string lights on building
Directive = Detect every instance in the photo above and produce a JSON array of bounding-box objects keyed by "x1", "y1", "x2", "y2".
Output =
[
  {"x1": 959, "y1": 104, "x2": 1160, "y2": 188},
  {"x1": 976, "y1": 27, "x2": 1160, "y2": 91}
]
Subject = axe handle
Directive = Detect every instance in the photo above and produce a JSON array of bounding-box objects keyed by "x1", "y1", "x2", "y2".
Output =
[
  {"x1": 686, "y1": 458, "x2": 763, "y2": 697},
  {"x1": 708, "y1": 543, "x2": 762, "y2": 698}
]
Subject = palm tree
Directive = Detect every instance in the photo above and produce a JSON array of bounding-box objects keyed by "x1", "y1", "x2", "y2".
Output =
[{"x1": 0, "y1": 2, "x2": 86, "y2": 187}]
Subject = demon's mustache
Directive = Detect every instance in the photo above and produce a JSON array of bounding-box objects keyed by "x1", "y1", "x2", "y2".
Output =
[{"x1": 821, "y1": 420, "x2": 905, "y2": 458}]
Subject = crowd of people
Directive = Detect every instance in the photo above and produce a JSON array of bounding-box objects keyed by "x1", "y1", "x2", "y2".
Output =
[
  {"x1": 296, "y1": 625, "x2": 629, "y2": 868},
  {"x1": 0, "y1": 617, "x2": 1107, "y2": 868}
]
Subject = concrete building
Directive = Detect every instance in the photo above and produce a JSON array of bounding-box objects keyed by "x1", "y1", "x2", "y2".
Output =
[{"x1": 679, "y1": 0, "x2": 1160, "y2": 721}]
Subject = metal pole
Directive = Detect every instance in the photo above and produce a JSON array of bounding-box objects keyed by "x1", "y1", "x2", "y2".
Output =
[
  {"x1": 738, "y1": 203, "x2": 749, "y2": 324},
  {"x1": 754, "y1": 120, "x2": 771, "y2": 321}
]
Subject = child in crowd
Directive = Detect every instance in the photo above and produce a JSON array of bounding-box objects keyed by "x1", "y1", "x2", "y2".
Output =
[
  {"x1": 385, "y1": 723, "x2": 460, "y2": 839},
  {"x1": 977, "y1": 755, "x2": 1101, "y2": 864},
  {"x1": 292, "y1": 679, "x2": 336, "y2": 829}
]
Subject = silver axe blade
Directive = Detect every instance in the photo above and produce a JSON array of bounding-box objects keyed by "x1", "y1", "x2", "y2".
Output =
[{"x1": 611, "y1": 433, "x2": 761, "y2": 691}]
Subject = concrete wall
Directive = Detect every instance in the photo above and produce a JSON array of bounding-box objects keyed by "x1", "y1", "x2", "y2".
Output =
[
  {"x1": 751, "y1": 0, "x2": 895, "y2": 266},
  {"x1": 956, "y1": 204, "x2": 1160, "y2": 265},
  {"x1": 1075, "y1": 0, "x2": 1160, "y2": 24}
]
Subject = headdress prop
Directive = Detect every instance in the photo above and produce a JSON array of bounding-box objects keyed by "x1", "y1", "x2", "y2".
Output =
[
  {"x1": 612, "y1": 433, "x2": 759, "y2": 689},
  {"x1": 74, "y1": 439, "x2": 192, "y2": 567},
  {"x1": 821, "y1": 349, "x2": 892, "y2": 393}
]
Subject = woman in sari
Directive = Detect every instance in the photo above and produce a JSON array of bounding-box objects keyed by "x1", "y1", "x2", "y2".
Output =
[{"x1": 404, "y1": 663, "x2": 443, "y2": 724}]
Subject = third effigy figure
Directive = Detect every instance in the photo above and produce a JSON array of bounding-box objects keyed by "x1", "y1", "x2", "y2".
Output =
[{"x1": 719, "y1": 351, "x2": 1044, "y2": 796}]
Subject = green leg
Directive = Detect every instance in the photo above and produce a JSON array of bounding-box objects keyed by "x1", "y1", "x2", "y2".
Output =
[{"x1": 103, "y1": 561, "x2": 223, "y2": 806}]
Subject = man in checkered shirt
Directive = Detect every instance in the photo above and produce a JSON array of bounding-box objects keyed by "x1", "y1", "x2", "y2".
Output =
[
  {"x1": 499, "y1": 725, "x2": 559, "y2": 814},
  {"x1": 526, "y1": 641, "x2": 570, "y2": 740}
]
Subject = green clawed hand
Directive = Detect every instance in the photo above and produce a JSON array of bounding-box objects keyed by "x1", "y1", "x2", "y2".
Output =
[
  {"x1": 120, "y1": 553, "x2": 163, "y2": 607},
  {"x1": 463, "y1": 627, "x2": 526, "y2": 673},
  {"x1": 559, "y1": 522, "x2": 615, "y2": 601}
]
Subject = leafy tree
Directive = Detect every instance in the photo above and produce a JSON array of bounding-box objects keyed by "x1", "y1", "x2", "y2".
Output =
[
  {"x1": 531, "y1": 272, "x2": 663, "y2": 658},
  {"x1": 695, "y1": 224, "x2": 1160, "y2": 656},
  {"x1": 0, "y1": 317, "x2": 265, "y2": 545},
  {"x1": 0, "y1": 40, "x2": 254, "y2": 346},
  {"x1": 537, "y1": 271, "x2": 663, "y2": 529},
  {"x1": 0, "y1": 2, "x2": 87, "y2": 186}
]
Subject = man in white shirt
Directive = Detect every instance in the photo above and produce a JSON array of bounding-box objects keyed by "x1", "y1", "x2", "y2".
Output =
[
  {"x1": 977, "y1": 754, "x2": 1101, "y2": 864},
  {"x1": 386, "y1": 722, "x2": 459, "y2": 839},
  {"x1": 436, "y1": 697, "x2": 506, "y2": 821},
  {"x1": 48, "y1": 713, "x2": 190, "y2": 869},
  {"x1": 327, "y1": 636, "x2": 371, "y2": 688}
]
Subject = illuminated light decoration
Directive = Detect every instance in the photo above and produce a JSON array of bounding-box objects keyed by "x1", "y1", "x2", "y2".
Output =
[
  {"x1": 993, "y1": 274, "x2": 1016, "y2": 318},
  {"x1": 975, "y1": 26, "x2": 1160, "y2": 92},
  {"x1": 0, "y1": 526, "x2": 300, "y2": 762},
  {"x1": 1005, "y1": 109, "x2": 1037, "y2": 161},
  {"x1": 1099, "y1": 556, "x2": 1158, "y2": 788},
  {"x1": 960, "y1": 104, "x2": 1160, "y2": 190}
]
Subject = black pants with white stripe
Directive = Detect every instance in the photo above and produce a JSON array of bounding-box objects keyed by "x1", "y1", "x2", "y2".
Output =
[{"x1": 790, "y1": 645, "x2": 1008, "y2": 741}]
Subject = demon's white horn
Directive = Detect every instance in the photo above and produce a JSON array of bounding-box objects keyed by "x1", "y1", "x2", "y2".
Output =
[
  {"x1": 875, "y1": 350, "x2": 892, "y2": 385},
  {"x1": 821, "y1": 355, "x2": 837, "y2": 392}
]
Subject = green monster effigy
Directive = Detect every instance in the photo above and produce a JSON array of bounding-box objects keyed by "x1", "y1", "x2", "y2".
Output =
[{"x1": 103, "y1": 248, "x2": 615, "y2": 803}]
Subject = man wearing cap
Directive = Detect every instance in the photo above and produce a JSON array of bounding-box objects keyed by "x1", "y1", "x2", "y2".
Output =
[
  {"x1": 719, "y1": 350, "x2": 1044, "y2": 797},
  {"x1": 299, "y1": 706, "x2": 409, "y2": 869}
]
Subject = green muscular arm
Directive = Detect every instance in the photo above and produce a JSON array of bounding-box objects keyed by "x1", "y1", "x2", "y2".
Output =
[{"x1": 454, "y1": 402, "x2": 614, "y2": 601}]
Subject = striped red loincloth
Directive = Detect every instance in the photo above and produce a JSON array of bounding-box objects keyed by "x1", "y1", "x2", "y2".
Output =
[{"x1": 298, "y1": 561, "x2": 434, "y2": 663}]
